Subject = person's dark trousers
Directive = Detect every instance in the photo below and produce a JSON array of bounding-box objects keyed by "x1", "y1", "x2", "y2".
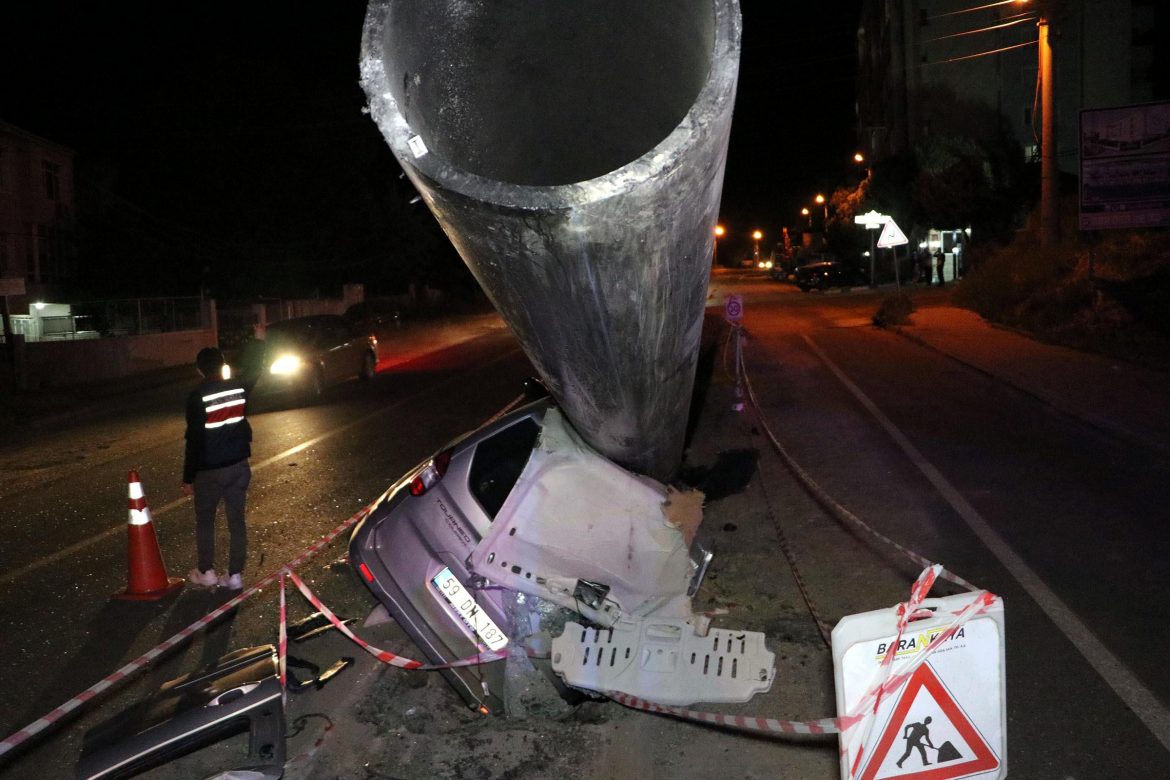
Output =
[{"x1": 193, "y1": 459, "x2": 251, "y2": 574}]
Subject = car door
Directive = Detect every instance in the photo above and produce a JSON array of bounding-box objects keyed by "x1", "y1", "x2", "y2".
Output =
[{"x1": 336, "y1": 318, "x2": 362, "y2": 382}]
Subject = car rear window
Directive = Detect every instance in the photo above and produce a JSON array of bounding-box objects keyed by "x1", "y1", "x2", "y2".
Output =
[{"x1": 469, "y1": 417, "x2": 541, "y2": 519}]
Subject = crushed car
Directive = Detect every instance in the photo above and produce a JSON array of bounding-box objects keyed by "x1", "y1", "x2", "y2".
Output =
[{"x1": 349, "y1": 394, "x2": 775, "y2": 713}]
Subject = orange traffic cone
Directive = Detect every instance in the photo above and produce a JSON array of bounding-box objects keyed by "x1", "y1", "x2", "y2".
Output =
[{"x1": 114, "y1": 470, "x2": 184, "y2": 600}]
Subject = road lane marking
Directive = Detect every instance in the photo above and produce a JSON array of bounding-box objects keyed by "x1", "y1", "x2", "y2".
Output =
[
  {"x1": 802, "y1": 332, "x2": 1170, "y2": 754},
  {"x1": 0, "y1": 348, "x2": 521, "y2": 588}
]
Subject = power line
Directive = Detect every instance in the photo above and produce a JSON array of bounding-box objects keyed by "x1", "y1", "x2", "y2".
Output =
[
  {"x1": 924, "y1": 0, "x2": 1031, "y2": 22},
  {"x1": 923, "y1": 15, "x2": 1037, "y2": 44},
  {"x1": 923, "y1": 38, "x2": 1038, "y2": 65}
]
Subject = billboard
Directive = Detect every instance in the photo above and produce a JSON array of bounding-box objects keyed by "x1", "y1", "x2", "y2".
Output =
[{"x1": 1080, "y1": 101, "x2": 1170, "y2": 230}]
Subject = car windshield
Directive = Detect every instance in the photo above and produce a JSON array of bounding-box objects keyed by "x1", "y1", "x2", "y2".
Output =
[{"x1": 266, "y1": 318, "x2": 347, "y2": 348}]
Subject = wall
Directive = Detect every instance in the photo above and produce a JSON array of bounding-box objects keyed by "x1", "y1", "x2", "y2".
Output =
[{"x1": 19, "y1": 328, "x2": 216, "y2": 388}]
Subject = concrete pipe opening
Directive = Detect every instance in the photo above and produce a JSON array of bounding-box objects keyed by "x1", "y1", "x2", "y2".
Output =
[{"x1": 379, "y1": 1, "x2": 714, "y2": 187}]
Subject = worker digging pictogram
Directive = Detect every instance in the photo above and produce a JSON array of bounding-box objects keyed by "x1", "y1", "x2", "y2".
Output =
[{"x1": 858, "y1": 662, "x2": 999, "y2": 780}]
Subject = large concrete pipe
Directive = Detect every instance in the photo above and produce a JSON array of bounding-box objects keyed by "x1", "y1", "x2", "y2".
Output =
[{"x1": 359, "y1": 0, "x2": 741, "y2": 481}]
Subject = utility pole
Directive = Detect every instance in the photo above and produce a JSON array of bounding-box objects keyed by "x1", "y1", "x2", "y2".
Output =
[{"x1": 1039, "y1": 14, "x2": 1059, "y2": 246}]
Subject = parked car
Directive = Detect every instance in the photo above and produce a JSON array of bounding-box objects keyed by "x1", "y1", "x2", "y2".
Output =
[
  {"x1": 794, "y1": 259, "x2": 865, "y2": 292},
  {"x1": 348, "y1": 392, "x2": 712, "y2": 714},
  {"x1": 254, "y1": 315, "x2": 377, "y2": 402}
]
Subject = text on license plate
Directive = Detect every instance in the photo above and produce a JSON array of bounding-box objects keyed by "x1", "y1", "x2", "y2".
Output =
[{"x1": 431, "y1": 567, "x2": 509, "y2": 652}]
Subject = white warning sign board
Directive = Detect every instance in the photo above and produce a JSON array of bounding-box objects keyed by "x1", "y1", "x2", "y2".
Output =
[
  {"x1": 876, "y1": 219, "x2": 909, "y2": 249},
  {"x1": 833, "y1": 591, "x2": 1006, "y2": 780},
  {"x1": 854, "y1": 210, "x2": 891, "y2": 229}
]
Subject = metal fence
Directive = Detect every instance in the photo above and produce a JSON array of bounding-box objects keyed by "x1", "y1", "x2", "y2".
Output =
[
  {"x1": 68, "y1": 297, "x2": 205, "y2": 337},
  {"x1": 1, "y1": 297, "x2": 206, "y2": 344}
]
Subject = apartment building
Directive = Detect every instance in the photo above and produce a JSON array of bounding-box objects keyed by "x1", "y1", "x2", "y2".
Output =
[
  {"x1": 0, "y1": 120, "x2": 77, "y2": 306},
  {"x1": 856, "y1": 0, "x2": 1162, "y2": 173}
]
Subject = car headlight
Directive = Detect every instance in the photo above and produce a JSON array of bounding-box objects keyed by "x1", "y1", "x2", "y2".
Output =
[{"x1": 269, "y1": 353, "x2": 304, "y2": 376}]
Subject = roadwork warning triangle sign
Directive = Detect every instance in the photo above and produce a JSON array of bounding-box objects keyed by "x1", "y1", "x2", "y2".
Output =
[
  {"x1": 876, "y1": 219, "x2": 909, "y2": 249},
  {"x1": 859, "y1": 663, "x2": 1000, "y2": 780}
]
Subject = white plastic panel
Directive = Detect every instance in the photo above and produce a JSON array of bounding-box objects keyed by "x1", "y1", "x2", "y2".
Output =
[{"x1": 551, "y1": 618, "x2": 775, "y2": 706}]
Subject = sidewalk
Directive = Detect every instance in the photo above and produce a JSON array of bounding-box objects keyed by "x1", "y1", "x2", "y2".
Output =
[{"x1": 899, "y1": 304, "x2": 1170, "y2": 456}]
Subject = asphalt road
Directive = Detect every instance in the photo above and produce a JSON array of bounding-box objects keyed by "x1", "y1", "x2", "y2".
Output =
[
  {"x1": 0, "y1": 328, "x2": 535, "y2": 778},
  {"x1": 721, "y1": 275, "x2": 1170, "y2": 777},
  {"x1": 2, "y1": 278, "x2": 1169, "y2": 778}
]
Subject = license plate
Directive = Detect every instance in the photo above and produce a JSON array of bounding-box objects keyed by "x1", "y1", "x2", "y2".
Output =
[{"x1": 431, "y1": 567, "x2": 509, "y2": 652}]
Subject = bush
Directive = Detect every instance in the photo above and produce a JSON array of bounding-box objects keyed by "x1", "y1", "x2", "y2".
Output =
[
  {"x1": 872, "y1": 293, "x2": 915, "y2": 328},
  {"x1": 953, "y1": 242, "x2": 1075, "y2": 321},
  {"x1": 952, "y1": 231, "x2": 1170, "y2": 369}
]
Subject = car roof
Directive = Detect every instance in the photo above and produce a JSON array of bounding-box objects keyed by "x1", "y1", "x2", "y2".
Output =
[
  {"x1": 269, "y1": 314, "x2": 345, "y2": 327},
  {"x1": 266, "y1": 314, "x2": 348, "y2": 335}
]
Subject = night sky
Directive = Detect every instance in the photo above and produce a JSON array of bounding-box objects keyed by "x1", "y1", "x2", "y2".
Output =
[{"x1": 2, "y1": 1, "x2": 861, "y2": 294}]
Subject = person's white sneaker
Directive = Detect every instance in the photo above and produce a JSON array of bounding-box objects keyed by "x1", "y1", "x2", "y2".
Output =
[
  {"x1": 188, "y1": 568, "x2": 219, "y2": 587},
  {"x1": 218, "y1": 572, "x2": 244, "y2": 590}
]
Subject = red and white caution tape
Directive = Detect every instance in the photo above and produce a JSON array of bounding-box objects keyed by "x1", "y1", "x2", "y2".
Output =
[
  {"x1": 281, "y1": 568, "x2": 506, "y2": 671},
  {"x1": 279, "y1": 570, "x2": 289, "y2": 705},
  {"x1": 284, "y1": 717, "x2": 334, "y2": 768},
  {"x1": 607, "y1": 692, "x2": 843, "y2": 736}
]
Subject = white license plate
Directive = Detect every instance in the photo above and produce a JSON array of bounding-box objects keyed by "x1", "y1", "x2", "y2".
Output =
[{"x1": 431, "y1": 567, "x2": 509, "y2": 652}]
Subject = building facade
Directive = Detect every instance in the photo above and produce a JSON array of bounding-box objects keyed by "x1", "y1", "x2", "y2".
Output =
[
  {"x1": 857, "y1": 0, "x2": 1162, "y2": 173},
  {"x1": 0, "y1": 120, "x2": 77, "y2": 306}
]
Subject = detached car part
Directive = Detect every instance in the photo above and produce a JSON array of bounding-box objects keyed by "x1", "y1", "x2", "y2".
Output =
[
  {"x1": 76, "y1": 646, "x2": 284, "y2": 780},
  {"x1": 551, "y1": 619, "x2": 775, "y2": 706}
]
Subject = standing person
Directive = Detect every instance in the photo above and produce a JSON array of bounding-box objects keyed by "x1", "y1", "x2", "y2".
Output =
[
  {"x1": 934, "y1": 248, "x2": 945, "y2": 287},
  {"x1": 181, "y1": 347, "x2": 253, "y2": 590}
]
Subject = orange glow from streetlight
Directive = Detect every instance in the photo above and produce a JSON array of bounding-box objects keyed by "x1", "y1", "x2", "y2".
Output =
[
  {"x1": 752, "y1": 230, "x2": 763, "y2": 240},
  {"x1": 714, "y1": 225, "x2": 725, "y2": 238},
  {"x1": 800, "y1": 207, "x2": 810, "y2": 216},
  {"x1": 814, "y1": 194, "x2": 826, "y2": 205},
  {"x1": 853, "y1": 152, "x2": 865, "y2": 164}
]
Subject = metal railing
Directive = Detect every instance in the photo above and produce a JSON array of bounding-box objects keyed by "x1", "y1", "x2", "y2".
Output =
[{"x1": 0, "y1": 297, "x2": 206, "y2": 344}]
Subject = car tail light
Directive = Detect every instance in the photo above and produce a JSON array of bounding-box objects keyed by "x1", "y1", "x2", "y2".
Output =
[
  {"x1": 409, "y1": 448, "x2": 454, "y2": 497},
  {"x1": 358, "y1": 562, "x2": 376, "y2": 583}
]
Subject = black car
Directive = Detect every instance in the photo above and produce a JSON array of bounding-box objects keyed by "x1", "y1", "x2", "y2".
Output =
[{"x1": 794, "y1": 260, "x2": 865, "y2": 292}]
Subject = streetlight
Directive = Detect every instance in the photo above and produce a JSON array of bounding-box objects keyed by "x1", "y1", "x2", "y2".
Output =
[
  {"x1": 814, "y1": 193, "x2": 828, "y2": 225},
  {"x1": 713, "y1": 224, "x2": 725, "y2": 266},
  {"x1": 751, "y1": 230, "x2": 763, "y2": 262},
  {"x1": 801, "y1": 207, "x2": 811, "y2": 228},
  {"x1": 853, "y1": 152, "x2": 870, "y2": 180}
]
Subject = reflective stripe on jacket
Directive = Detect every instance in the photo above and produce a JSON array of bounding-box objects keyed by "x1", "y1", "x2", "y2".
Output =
[{"x1": 183, "y1": 378, "x2": 252, "y2": 483}]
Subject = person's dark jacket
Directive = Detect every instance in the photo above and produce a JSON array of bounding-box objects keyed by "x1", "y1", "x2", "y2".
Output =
[{"x1": 183, "y1": 377, "x2": 253, "y2": 483}]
